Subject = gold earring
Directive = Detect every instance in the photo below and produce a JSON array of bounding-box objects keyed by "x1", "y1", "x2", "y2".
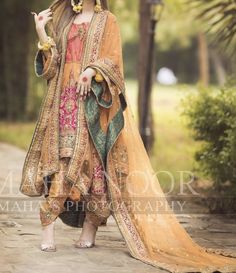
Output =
[
  {"x1": 94, "y1": 0, "x2": 103, "y2": 12},
  {"x1": 71, "y1": 0, "x2": 83, "y2": 14}
]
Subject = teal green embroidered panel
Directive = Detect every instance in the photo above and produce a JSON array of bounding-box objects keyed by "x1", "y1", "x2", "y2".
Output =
[{"x1": 84, "y1": 79, "x2": 127, "y2": 168}]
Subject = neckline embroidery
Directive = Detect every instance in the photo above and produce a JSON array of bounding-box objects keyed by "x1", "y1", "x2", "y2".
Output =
[{"x1": 68, "y1": 22, "x2": 90, "y2": 41}]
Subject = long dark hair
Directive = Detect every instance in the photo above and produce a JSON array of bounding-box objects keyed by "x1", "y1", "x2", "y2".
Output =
[{"x1": 47, "y1": 0, "x2": 109, "y2": 52}]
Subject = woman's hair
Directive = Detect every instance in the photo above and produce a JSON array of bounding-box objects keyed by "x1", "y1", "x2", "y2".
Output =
[{"x1": 48, "y1": 0, "x2": 109, "y2": 52}]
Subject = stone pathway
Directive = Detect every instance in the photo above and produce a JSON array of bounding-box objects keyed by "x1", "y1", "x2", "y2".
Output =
[{"x1": 0, "y1": 142, "x2": 235, "y2": 273}]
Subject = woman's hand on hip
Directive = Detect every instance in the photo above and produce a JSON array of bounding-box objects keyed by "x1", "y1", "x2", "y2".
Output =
[{"x1": 76, "y1": 68, "x2": 96, "y2": 101}]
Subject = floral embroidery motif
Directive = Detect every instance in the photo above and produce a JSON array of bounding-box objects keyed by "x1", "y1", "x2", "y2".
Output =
[
  {"x1": 59, "y1": 73, "x2": 78, "y2": 131},
  {"x1": 93, "y1": 165, "x2": 104, "y2": 180},
  {"x1": 91, "y1": 148, "x2": 106, "y2": 195},
  {"x1": 59, "y1": 70, "x2": 78, "y2": 155}
]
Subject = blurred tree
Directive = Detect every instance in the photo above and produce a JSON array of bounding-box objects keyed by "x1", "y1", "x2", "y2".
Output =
[
  {"x1": 2, "y1": 0, "x2": 235, "y2": 121},
  {"x1": 0, "y1": 1, "x2": 32, "y2": 120},
  {"x1": 138, "y1": 0, "x2": 152, "y2": 152},
  {"x1": 197, "y1": 32, "x2": 209, "y2": 86},
  {"x1": 157, "y1": 0, "x2": 200, "y2": 50},
  {"x1": 0, "y1": 0, "x2": 49, "y2": 121},
  {"x1": 138, "y1": 0, "x2": 162, "y2": 153},
  {"x1": 190, "y1": 0, "x2": 236, "y2": 55},
  {"x1": 26, "y1": 0, "x2": 50, "y2": 120},
  {"x1": 156, "y1": 0, "x2": 236, "y2": 85},
  {"x1": 157, "y1": 0, "x2": 211, "y2": 86},
  {"x1": 109, "y1": 0, "x2": 139, "y2": 43},
  {"x1": 189, "y1": 0, "x2": 236, "y2": 85},
  {"x1": 0, "y1": 0, "x2": 138, "y2": 121}
]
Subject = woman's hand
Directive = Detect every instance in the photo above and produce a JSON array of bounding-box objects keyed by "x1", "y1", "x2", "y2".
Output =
[
  {"x1": 31, "y1": 8, "x2": 53, "y2": 31},
  {"x1": 76, "y1": 68, "x2": 96, "y2": 101},
  {"x1": 31, "y1": 9, "x2": 53, "y2": 59}
]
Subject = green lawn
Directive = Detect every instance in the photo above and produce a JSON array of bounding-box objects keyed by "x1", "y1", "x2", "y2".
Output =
[
  {"x1": 0, "y1": 122, "x2": 35, "y2": 150},
  {"x1": 0, "y1": 80, "x2": 199, "y2": 191}
]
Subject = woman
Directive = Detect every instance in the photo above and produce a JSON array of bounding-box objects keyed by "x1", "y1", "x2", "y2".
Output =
[{"x1": 20, "y1": 0, "x2": 236, "y2": 272}]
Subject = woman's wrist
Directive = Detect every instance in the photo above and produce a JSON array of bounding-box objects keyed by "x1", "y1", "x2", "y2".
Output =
[
  {"x1": 85, "y1": 67, "x2": 104, "y2": 82},
  {"x1": 36, "y1": 24, "x2": 44, "y2": 31},
  {"x1": 36, "y1": 25, "x2": 46, "y2": 35},
  {"x1": 36, "y1": 27, "x2": 48, "y2": 44},
  {"x1": 86, "y1": 67, "x2": 96, "y2": 77}
]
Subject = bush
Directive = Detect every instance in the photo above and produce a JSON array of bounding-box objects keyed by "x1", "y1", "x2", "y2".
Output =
[{"x1": 183, "y1": 83, "x2": 236, "y2": 195}]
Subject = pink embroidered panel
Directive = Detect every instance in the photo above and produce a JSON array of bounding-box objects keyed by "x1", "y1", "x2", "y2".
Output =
[
  {"x1": 66, "y1": 22, "x2": 90, "y2": 63},
  {"x1": 59, "y1": 22, "x2": 90, "y2": 158}
]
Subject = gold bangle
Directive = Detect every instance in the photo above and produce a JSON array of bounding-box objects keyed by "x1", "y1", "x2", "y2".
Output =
[
  {"x1": 38, "y1": 36, "x2": 55, "y2": 51},
  {"x1": 95, "y1": 71, "x2": 104, "y2": 82}
]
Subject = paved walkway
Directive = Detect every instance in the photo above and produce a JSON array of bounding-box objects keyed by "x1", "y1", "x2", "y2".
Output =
[{"x1": 0, "y1": 142, "x2": 235, "y2": 273}]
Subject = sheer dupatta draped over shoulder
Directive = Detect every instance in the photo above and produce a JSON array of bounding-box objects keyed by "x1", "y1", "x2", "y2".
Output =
[{"x1": 20, "y1": 9, "x2": 236, "y2": 273}]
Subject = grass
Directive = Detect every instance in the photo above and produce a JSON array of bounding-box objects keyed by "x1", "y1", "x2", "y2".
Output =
[
  {"x1": 0, "y1": 80, "x2": 199, "y2": 192},
  {"x1": 0, "y1": 122, "x2": 35, "y2": 150}
]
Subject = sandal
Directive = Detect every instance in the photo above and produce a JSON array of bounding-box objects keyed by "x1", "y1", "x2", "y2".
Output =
[
  {"x1": 74, "y1": 219, "x2": 98, "y2": 248},
  {"x1": 41, "y1": 244, "x2": 57, "y2": 252},
  {"x1": 41, "y1": 221, "x2": 56, "y2": 252},
  {"x1": 74, "y1": 240, "x2": 95, "y2": 248}
]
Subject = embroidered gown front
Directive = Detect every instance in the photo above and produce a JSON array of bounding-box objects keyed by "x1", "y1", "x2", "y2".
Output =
[
  {"x1": 40, "y1": 22, "x2": 111, "y2": 226},
  {"x1": 59, "y1": 22, "x2": 89, "y2": 158}
]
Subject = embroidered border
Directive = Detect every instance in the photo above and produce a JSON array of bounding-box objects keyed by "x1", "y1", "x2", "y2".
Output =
[
  {"x1": 20, "y1": 64, "x2": 60, "y2": 196},
  {"x1": 20, "y1": 15, "x2": 77, "y2": 196},
  {"x1": 45, "y1": 17, "x2": 77, "y2": 176},
  {"x1": 82, "y1": 11, "x2": 109, "y2": 69},
  {"x1": 106, "y1": 158, "x2": 148, "y2": 259}
]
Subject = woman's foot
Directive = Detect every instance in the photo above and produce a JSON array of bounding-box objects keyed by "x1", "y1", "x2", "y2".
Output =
[
  {"x1": 74, "y1": 219, "x2": 98, "y2": 248},
  {"x1": 41, "y1": 221, "x2": 56, "y2": 252}
]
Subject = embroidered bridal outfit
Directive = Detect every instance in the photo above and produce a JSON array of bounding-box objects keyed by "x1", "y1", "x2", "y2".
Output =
[
  {"x1": 20, "y1": 7, "x2": 236, "y2": 273},
  {"x1": 38, "y1": 21, "x2": 110, "y2": 227}
]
